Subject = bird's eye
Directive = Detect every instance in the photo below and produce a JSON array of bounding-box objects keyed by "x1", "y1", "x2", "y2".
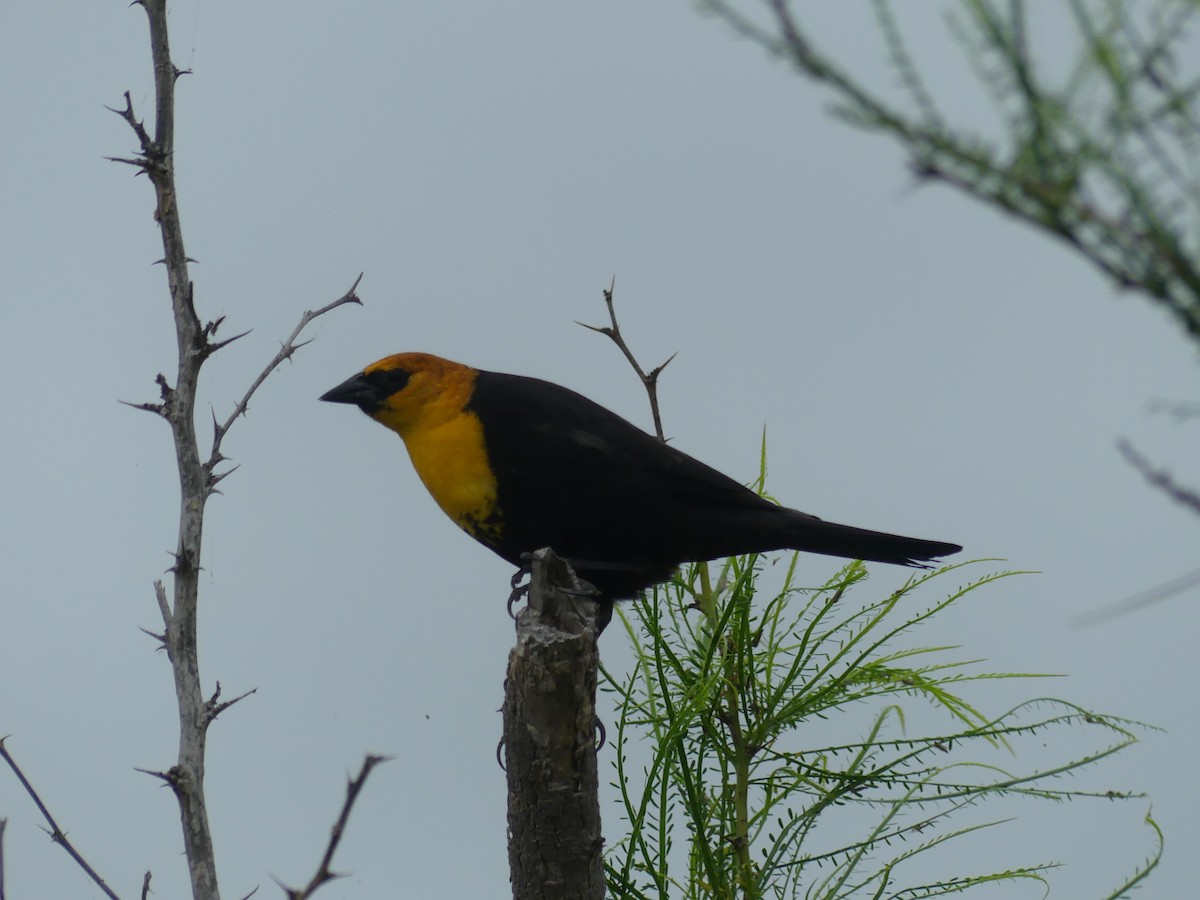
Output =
[{"x1": 369, "y1": 368, "x2": 411, "y2": 396}]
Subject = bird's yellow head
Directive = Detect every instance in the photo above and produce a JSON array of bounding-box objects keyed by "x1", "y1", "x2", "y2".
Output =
[{"x1": 320, "y1": 352, "x2": 478, "y2": 439}]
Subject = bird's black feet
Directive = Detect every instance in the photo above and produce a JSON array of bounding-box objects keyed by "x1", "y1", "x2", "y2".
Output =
[{"x1": 507, "y1": 556, "x2": 534, "y2": 618}]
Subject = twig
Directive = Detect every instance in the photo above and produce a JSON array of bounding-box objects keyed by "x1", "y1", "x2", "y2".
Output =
[
  {"x1": 106, "y1": 90, "x2": 154, "y2": 157},
  {"x1": 0, "y1": 739, "x2": 122, "y2": 900},
  {"x1": 140, "y1": 872, "x2": 152, "y2": 900},
  {"x1": 1074, "y1": 565, "x2": 1200, "y2": 626},
  {"x1": 1117, "y1": 437, "x2": 1200, "y2": 515},
  {"x1": 209, "y1": 274, "x2": 364, "y2": 469},
  {"x1": 577, "y1": 277, "x2": 676, "y2": 441},
  {"x1": 278, "y1": 755, "x2": 392, "y2": 900}
]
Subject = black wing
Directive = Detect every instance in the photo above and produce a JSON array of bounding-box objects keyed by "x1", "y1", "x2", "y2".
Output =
[{"x1": 468, "y1": 370, "x2": 959, "y2": 595}]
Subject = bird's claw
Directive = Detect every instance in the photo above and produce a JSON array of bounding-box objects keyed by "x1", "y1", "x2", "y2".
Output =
[
  {"x1": 594, "y1": 715, "x2": 607, "y2": 752},
  {"x1": 507, "y1": 557, "x2": 534, "y2": 618}
]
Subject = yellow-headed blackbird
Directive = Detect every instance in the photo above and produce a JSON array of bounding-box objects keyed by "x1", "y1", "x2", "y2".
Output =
[{"x1": 321, "y1": 353, "x2": 961, "y2": 601}]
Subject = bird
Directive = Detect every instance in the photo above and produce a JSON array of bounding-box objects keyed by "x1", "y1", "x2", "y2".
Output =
[{"x1": 321, "y1": 352, "x2": 961, "y2": 611}]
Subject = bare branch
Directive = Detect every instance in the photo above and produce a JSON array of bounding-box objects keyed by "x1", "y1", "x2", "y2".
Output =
[
  {"x1": 0, "y1": 739, "x2": 122, "y2": 900},
  {"x1": 279, "y1": 754, "x2": 391, "y2": 900},
  {"x1": 209, "y1": 275, "x2": 364, "y2": 466},
  {"x1": 1117, "y1": 437, "x2": 1200, "y2": 515},
  {"x1": 115, "y1": 5, "x2": 361, "y2": 899},
  {"x1": 106, "y1": 90, "x2": 154, "y2": 155},
  {"x1": 1074, "y1": 565, "x2": 1200, "y2": 626},
  {"x1": 140, "y1": 872, "x2": 152, "y2": 900},
  {"x1": 577, "y1": 277, "x2": 675, "y2": 441}
]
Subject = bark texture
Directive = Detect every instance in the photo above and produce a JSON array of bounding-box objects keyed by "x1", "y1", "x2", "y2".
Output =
[{"x1": 504, "y1": 549, "x2": 605, "y2": 900}]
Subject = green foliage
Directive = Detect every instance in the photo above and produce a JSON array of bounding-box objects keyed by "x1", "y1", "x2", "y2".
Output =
[
  {"x1": 699, "y1": 0, "x2": 1200, "y2": 345},
  {"x1": 600, "y1": 529, "x2": 1159, "y2": 897}
]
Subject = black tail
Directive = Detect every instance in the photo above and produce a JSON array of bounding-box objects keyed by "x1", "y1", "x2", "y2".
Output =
[{"x1": 783, "y1": 514, "x2": 961, "y2": 568}]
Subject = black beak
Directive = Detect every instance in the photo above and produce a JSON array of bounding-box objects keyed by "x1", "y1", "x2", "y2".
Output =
[{"x1": 320, "y1": 372, "x2": 379, "y2": 410}]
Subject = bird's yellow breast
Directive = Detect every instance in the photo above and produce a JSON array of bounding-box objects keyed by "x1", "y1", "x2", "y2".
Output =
[{"x1": 401, "y1": 413, "x2": 504, "y2": 543}]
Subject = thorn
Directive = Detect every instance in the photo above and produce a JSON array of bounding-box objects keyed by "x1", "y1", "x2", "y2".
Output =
[
  {"x1": 210, "y1": 463, "x2": 241, "y2": 487},
  {"x1": 574, "y1": 321, "x2": 613, "y2": 337},
  {"x1": 38, "y1": 822, "x2": 68, "y2": 844},
  {"x1": 133, "y1": 766, "x2": 175, "y2": 785},
  {"x1": 118, "y1": 399, "x2": 166, "y2": 417},
  {"x1": 206, "y1": 329, "x2": 251, "y2": 356},
  {"x1": 649, "y1": 350, "x2": 679, "y2": 379},
  {"x1": 138, "y1": 626, "x2": 167, "y2": 648},
  {"x1": 105, "y1": 156, "x2": 149, "y2": 168}
]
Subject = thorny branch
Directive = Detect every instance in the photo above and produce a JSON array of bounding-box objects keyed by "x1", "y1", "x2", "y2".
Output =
[
  {"x1": 0, "y1": 740, "x2": 122, "y2": 900},
  {"x1": 209, "y1": 275, "x2": 363, "y2": 477},
  {"x1": 108, "y1": 2, "x2": 362, "y2": 899},
  {"x1": 578, "y1": 277, "x2": 676, "y2": 441},
  {"x1": 278, "y1": 755, "x2": 391, "y2": 900}
]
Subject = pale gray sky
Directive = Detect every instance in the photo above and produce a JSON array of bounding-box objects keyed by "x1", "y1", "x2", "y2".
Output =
[{"x1": 2, "y1": 2, "x2": 1195, "y2": 897}]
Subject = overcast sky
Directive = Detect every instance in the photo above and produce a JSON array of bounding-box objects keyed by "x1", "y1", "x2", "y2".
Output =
[{"x1": 2, "y1": 2, "x2": 1196, "y2": 898}]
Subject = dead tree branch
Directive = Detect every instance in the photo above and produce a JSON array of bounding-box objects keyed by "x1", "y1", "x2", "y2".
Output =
[
  {"x1": 110, "y1": 4, "x2": 362, "y2": 899},
  {"x1": 578, "y1": 278, "x2": 675, "y2": 441},
  {"x1": 209, "y1": 275, "x2": 363, "y2": 470},
  {"x1": 504, "y1": 549, "x2": 605, "y2": 900},
  {"x1": 278, "y1": 755, "x2": 391, "y2": 900},
  {"x1": 0, "y1": 740, "x2": 122, "y2": 900}
]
